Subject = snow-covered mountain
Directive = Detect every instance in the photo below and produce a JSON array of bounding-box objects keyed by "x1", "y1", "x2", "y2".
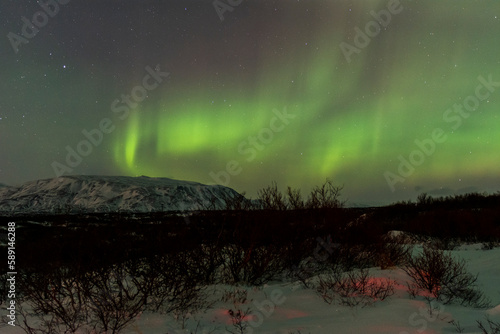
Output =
[{"x1": 0, "y1": 175, "x2": 245, "y2": 215}]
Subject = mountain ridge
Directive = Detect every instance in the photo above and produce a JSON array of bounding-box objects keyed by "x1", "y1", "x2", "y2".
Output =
[{"x1": 0, "y1": 175, "x2": 244, "y2": 215}]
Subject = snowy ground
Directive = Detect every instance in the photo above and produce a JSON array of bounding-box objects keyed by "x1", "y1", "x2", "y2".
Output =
[{"x1": 3, "y1": 244, "x2": 500, "y2": 334}]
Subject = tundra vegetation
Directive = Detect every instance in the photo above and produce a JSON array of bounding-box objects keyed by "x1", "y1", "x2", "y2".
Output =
[{"x1": 1, "y1": 182, "x2": 499, "y2": 333}]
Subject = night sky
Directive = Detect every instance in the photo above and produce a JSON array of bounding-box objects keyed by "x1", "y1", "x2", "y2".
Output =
[{"x1": 1, "y1": 0, "x2": 499, "y2": 205}]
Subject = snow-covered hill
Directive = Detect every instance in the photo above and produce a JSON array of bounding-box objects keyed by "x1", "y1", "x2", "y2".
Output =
[{"x1": 0, "y1": 175, "x2": 245, "y2": 215}]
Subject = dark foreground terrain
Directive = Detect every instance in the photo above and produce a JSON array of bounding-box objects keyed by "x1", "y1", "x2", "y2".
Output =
[{"x1": 1, "y1": 192, "x2": 499, "y2": 333}]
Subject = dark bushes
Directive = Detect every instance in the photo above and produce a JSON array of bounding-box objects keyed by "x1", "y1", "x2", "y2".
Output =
[
  {"x1": 16, "y1": 255, "x2": 208, "y2": 334},
  {"x1": 403, "y1": 246, "x2": 489, "y2": 307},
  {"x1": 221, "y1": 243, "x2": 288, "y2": 285},
  {"x1": 17, "y1": 263, "x2": 148, "y2": 334},
  {"x1": 256, "y1": 179, "x2": 345, "y2": 210},
  {"x1": 316, "y1": 266, "x2": 395, "y2": 307}
]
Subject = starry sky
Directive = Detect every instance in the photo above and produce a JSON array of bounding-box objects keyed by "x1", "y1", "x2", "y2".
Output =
[{"x1": 1, "y1": 0, "x2": 499, "y2": 205}]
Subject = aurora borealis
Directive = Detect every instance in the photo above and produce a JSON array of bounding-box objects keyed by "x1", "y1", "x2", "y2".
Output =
[{"x1": 1, "y1": 1, "x2": 499, "y2": 205}]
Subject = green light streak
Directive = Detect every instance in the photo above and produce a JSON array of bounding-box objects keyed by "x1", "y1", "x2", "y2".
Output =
[{"x1": 110, "y1": 1, "x2": 500, "y2": 199}]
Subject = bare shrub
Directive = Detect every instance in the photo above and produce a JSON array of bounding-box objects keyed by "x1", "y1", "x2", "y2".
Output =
[
  {"x1": 244, "y1": 245, "x2": 287, "y2": 284},
  {"x1": 288, "y1": 257, "x2": 324, "y2": 289},
  {"x1": 221, "y1": 287, "x2": 248, "y2": 305},
  {"x1": 221, "y1": 244, "x2": 251, "y2": 285},
  {"x1": 15, "y1": 252, "x2": 210, "y2": 334},
  {"x1": 417, "y1": 193, "x2": 434, "y2": 208},
  {"x1": 84, "y1": 263, "x2": 149, "y2": 334},
  {"x1": 403, "y1": 247, "x2": 490, "y2": 307},
  {"x1": 143, "y1": 253, "x2": 208, "y2": 316},
  {"x1": 257, "y1": 181, "x2": 288, "y2": 210},
  {"x1": 449, "y1": 319, "x2": 465, "y2": 333},
  {"x1": 15, "y1": 262, "x2": 150, "y2": 334},
  {"x1": 406, "y1": 281, "x2": 419, "y2": 300},
  {"x1": 256, "y1": 179, "x2": 345, "y2": 210},
  {"x1": 477, "y1": 316, "x2": 500, "y2": 334},
  {"x1": 221, "y1": 191, "x2": 254, "y2": 211},
  {"x1": 221, "y1": 243, "x2": 286, "y2": 285},
  {"x1": 316, "y1": 267, "x2": 395, "y2": 307},
  {"x1": 482, "y1": 240, "x2": 500, "y2": 250},
  {"x1": 287, "y1": 186, "x2": 305, "y2": 210},
  {"x1": 279, "y1": 238, "x2": 318, "y2": 285},
  {"x1": 323, "y1": 242, "x2": 375, "y2": 273},
  {"x1": 15, "y1": 267, "x2": 95, "y2": 334},
  {"x1": 378, "y1": 233, "x2": 412, "y2": 269},
  {"x1": 430, "y1": 237, "x2": 461, "y2": 251},
  {"x1": 306, "y1": 180, "x2": 345, "y2": 209},
  {"x1": 222, "y1": 287, "x2": 252, "y2": 334},
  {"x1": 227, "y1": 308, "x2": 252, "y2": 334},
  {"x1": 190, "y1": 243, "x2": 225, "y2": 285}
]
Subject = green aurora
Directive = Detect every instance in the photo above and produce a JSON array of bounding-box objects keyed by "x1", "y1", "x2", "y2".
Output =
[
  {"x1": 1, "y1": 0, "x2": 499, "y2": 204},
  {"x1": 110, "y1": 1, "x2": 500, "y2": 203}
]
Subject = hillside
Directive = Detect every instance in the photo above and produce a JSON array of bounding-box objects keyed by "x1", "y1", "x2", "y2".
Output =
[{"x1": 0, "y1": 175, "x2": 244, "y2": 215}]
